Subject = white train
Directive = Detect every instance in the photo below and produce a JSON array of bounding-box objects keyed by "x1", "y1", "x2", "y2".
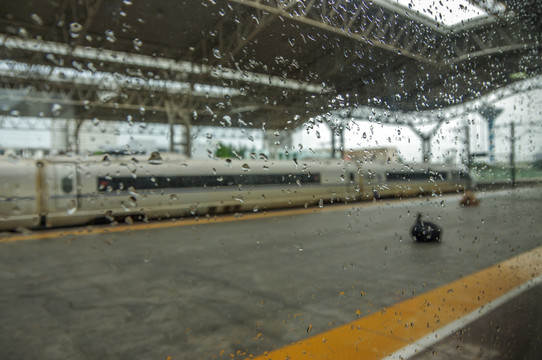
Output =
[{"x1": 0, "y1": 154, "x2": 471, "y2": 231}]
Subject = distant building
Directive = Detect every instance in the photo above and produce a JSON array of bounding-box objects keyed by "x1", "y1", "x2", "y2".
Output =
[{"x1": 344, "y1": 147, "x2": 401, "y2": 164}]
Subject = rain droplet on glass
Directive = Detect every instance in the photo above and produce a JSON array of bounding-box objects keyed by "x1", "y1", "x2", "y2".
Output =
[
  {"x1": 102, "y1": 155, "x2": 111, "y2": 166},
  {"x1": 30, "y1": 13, "x2": 43, "y2": 26},
  {"x1": 66, "y1": 200, "x2": 77, "y2": 215},
  {"x1": 69, "y1": 22, "x2": 83, "y2": 38},
  {"x1": 148, "y1": 151, "x2": 163, "y2": 165}
]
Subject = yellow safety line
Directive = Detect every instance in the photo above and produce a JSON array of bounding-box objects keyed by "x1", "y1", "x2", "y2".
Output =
[
  {"x1": 1, "y1": 194, "x2": 463, "y2": 244},
  {"x1": 0, "y1": 200, "x2": 382, "y2": 243},
  {"x1": 250, "y1": 245, "x2": 542, "y2": 360}
]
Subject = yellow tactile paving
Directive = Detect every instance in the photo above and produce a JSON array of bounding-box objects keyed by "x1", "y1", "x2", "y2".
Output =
[{"x1": 251, "y1": 245, "x2": 542, "y2": 359}]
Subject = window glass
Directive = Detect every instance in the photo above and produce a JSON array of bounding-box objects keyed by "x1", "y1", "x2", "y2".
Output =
[{"x1": 1, "y1": 1, "x2": 541, "y2": 359}]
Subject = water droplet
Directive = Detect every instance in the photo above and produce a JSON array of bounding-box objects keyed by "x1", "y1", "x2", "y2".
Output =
[
  {"x1": 259, "y1": 153, "x2": 269, "y2": 161},
  {"x1": 296, "y1": 244, "x2": 304, "y2": 252},
  {"x1": 66, "y1": 200, "x2": 77, "y2": 215},
  {"x1": 170, "y1": 194, "x2": 179, "y2": 202},
  {"x1": 17, "y1": 27, "x2": 29, "y2": 39},
  {"x1": 121, "y1": 202, "x2": 130, "y2": 212},
  {"x1": 241, "y1": 163, "x2": 250, "y2": 172},
  {"x1": 148, "y1": 151, "x2": 163, "y2": 165},
  {"x1": 222, "y1": 115, "x2": 232, "y2": 127},
  {"x1": 30, "y1": 13, "x2": 43, "y2": 26},
  {"x1": 104, "y1": 211, "x2": 115, "y2": 222},
  {"x1": 318, "y1": 199, "x2": 324, "y2": 208},
  {"x1": 102, "y1": 155, "x2": 111, "y2": 166},
  {"x1": 123, "y1": 0, "x2": 133, "y2": 5},
  {"x1": 105, "y1": 29, "x2": 116, "y2": 43},
  {"x1": 51, "y1": 103, "x2": 62, "y2": 116},
  {"x1": 69, "y1": 22, "x2": 83, "y2": 38},
  {"x1": 133, "y1": 38, "x2": 142, "y2": 49},
  {"x1": 113, "y1": 72, "x2": 124, "y2": 81},
  {"x1": 212, "y1": 48, "x2": 222, "y2": 59}
]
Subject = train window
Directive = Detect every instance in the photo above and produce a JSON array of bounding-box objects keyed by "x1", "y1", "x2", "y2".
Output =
[
  {"x1": 96, "y1": 172, "x2": 321, "y2": 192},
  {"x1": 61, "y1": 176, "x2": 73, "y2": 193},
  {"x1": 386, "y1": 171, "x2": 448, "y2": 181},
  {"x1": 1, "y1": 1, "x2": 541, "y2": 360}
]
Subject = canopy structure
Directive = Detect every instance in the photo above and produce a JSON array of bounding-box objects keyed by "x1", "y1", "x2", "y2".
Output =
[{"x1": 1, "y1": 0, "x2": 540, "y2": 154}]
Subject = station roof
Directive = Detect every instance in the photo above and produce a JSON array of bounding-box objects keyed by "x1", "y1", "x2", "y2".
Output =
[{"x1": 1, "y1": 0, "x2": 541, "y2": 130}]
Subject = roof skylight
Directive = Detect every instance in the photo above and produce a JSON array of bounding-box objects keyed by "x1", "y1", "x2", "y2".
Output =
[{"x1": 391, "y1": 0, "x2": 492, "y2": 27}]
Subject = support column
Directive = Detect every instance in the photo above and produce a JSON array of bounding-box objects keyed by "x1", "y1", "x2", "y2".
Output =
[
  {"x1": 169, "y1": 121, "x2": 175, "y2": 153},
  {"x1": 165, "y1": 104, "x2": 176, "y2": 153},
  {"x1": 330, "y1": 126, "x2": 336, "y2": 158},
  {"x1": 479, "y1": 106, "x2": 502, "y2": 164},
  {"x1": 50, "y1": 119, "x2": 68, "y2": 154},
  {"x1": 510, "y1": 122, "x2": 516, "y2": 187},
  {"x1": 465, "y1": 120, "x2": 471, "y2": 172},
  {"x1": 65, "y1": 119, "x2": 71, "y2": 153},
  {"x1": 73, "y1": 119, "x2": 83, "y2": 154},
  {"x1": 179, "y1": 111, "x2": 192, "y2": 158},
  {"x1": 325, "y1": 118, "x2": 345, "y2": 159},
  {"x1": 165, "y1": 100, "x2": 192, "y2": 157},
  {"x1": 421, "y1": 135, "x2": 431, "y2": 163},
  {"x1": 488, "y1": 118, "x2": 495, "y2": 163},
  {"x1": 339, "y1": 124, "x2": 345, "y2": 160},
  {"x1": 408, "y1": 117, "x2": 448, "y2": 164}
]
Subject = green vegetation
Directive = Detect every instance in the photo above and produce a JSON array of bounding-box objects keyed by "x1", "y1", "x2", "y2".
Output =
[
  {"x1": 215, "y1": 142, "x2": 249, "y2": 159},
  {"x1": 470, "y1": 162, "x2": 542, "y2": 182}
]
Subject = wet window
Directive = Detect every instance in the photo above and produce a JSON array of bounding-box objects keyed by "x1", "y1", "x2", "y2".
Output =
[{"x1": 1, "y1": 1, "x2": 541, "y2": 359}]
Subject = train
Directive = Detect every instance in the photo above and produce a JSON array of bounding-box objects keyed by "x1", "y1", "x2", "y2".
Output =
[{"x1": 0, "y1": 154, "x2": 471, "y2": 231}]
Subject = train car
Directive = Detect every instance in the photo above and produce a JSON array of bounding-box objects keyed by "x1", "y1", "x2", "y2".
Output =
[
  {"x1": 0, "y1": 155, "x2": 470, "y2": 231},
  {"x1": 0, "y1": 156, "x2": 360, "y2": 230},
  {"x1": 0, "y1": 158, "x2": 41, "y2": 230},
  {"x1": 359, "y1": 162, "x2": 471, "y2": 199},
  {"x1": 71, "y1": 156, "x2": 359, "y2": 226}
]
